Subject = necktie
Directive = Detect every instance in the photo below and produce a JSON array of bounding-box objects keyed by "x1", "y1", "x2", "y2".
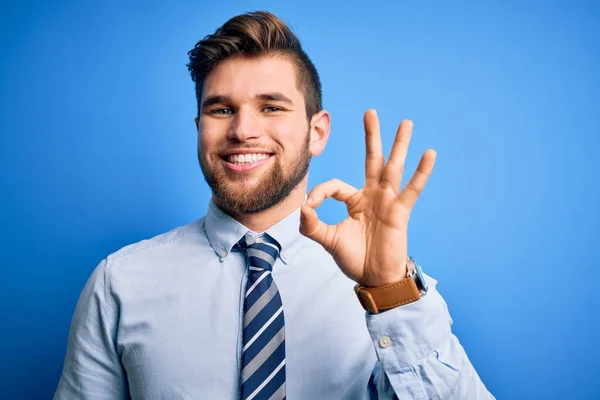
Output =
[{"x1": 237, "y1": 233, "x2": 286, "y2": 400}]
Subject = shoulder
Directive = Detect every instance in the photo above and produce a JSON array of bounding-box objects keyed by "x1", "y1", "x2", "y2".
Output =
[
  {"x1": 75, "y1": 218, "x2": 212, "y2": 318},
  {"x1": 108, "y1": 217, "x2": 207, "y2": 261},
  {"x1": 100, "y1": 217, "x2": 212, "y2": 282}
]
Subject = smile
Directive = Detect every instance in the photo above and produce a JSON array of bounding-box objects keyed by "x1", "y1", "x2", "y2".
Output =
[
  {"x1": 221, "y1": 152, "x2": 274, "y2": 173},
  {"x1": 227, "y1": 153, "x2": 271, "y2": 164}
]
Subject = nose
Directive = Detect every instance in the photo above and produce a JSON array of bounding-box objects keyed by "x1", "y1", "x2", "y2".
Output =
[{"x1": 227, "y1": 108, "x2": 261, "y2": 142}]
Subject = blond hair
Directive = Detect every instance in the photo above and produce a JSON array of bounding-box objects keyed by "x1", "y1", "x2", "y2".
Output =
[{"x1": 187, "y1": 11, "x2": 322, "y2": 119}]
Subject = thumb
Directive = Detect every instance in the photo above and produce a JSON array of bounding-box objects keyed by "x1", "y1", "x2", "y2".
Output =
[{"x1": 299, "y1": 204, "x2": 334, "y2": 250}]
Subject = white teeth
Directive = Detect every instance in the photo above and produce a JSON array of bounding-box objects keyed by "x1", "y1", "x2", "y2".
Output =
[{"x1": 227, "y1": 153, "x2": 271, "y2": 164}]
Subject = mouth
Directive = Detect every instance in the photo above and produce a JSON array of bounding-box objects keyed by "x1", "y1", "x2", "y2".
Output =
[{"x1": 219, "y1": 152, "x2": 274, "y2": 173}]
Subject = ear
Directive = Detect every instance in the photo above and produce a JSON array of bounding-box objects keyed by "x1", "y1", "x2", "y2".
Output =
[
  {"x1": 309, "y1": 110, "x2": 331, "y2": 156},
  {"x1": 194, "y1": 116, "x2": 200, "y2": 131}
]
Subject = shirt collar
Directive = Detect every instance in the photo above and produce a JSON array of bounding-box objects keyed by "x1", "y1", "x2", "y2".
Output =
[{"x1": 204, "y1": 199, "x2": 305, "y2": 264}]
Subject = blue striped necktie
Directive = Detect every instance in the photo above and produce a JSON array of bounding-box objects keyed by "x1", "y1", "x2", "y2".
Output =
[{"x1": 237, "y1": 233, "x2": 286, "y2": 400}]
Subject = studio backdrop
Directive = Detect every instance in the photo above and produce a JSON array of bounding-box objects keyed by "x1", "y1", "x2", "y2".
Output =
[{"x1": 1, "y1": 1, "x2": 599, "y2": 398}]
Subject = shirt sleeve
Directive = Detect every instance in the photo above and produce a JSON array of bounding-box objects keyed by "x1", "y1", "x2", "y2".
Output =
[
  {"x1": 54, "y1": 259, "x2": 129, "y2": 400},
  {"x1": 363, "y1": 274, "x2": 495, "y2": 400}
]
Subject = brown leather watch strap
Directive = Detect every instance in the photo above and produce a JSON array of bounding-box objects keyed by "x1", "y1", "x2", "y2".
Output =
[{"x1": 354, "y1": 278, "x2": 421, "y2": 314}]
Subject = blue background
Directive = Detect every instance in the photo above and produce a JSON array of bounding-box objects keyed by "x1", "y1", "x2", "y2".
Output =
[{"x1": 1, "y1": 0, "x2": 599, "y2": 398}]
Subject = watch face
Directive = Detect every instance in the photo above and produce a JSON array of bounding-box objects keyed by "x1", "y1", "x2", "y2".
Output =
[{"x1": 414, "y1": 264, "x2": 429, "y2": 294}]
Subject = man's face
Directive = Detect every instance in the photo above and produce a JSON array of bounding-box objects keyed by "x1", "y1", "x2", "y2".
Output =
[{"x1": 196, "y1": 56, "x2": 313, "y2": 214}]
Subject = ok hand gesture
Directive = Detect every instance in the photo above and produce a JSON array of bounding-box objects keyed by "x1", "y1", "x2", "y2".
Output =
[{"x1": 299, "y1": 110, "x2": 437, "y2": 287}]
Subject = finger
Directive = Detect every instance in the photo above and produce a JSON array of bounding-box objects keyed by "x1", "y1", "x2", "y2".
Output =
[
  {"x1": 364, "y1": 109, "x2": 384, "y2": 185},
  {"x1": 381, "y1": 119, "x2": 413, "y2": 191},
  {"x1": 397, "y1": 149, "x2": 437, "y2": 210},
  {"x1": 307, "y1": 179, "x2": 359, "y2": 208},
  {"x1": 299, "y1": 204, "x2": 336, "y2": 250}
]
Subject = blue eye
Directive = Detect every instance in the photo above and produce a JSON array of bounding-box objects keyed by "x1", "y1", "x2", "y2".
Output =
[
  {"x1": 263, "y1": 106, "x2": 281, "y2": 113},
  {"x1": 212, "y1": 108, "x2": 233, "y2": 115}
]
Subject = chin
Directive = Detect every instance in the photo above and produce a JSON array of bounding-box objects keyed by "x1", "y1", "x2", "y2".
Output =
[{"x1": 223, "y1": 174, "x2": 264, "y2": 189}]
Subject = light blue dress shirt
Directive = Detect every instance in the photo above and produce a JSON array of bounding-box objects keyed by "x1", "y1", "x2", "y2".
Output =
[{"x1": 55, "y1": 200, "x2": 494, "y2": 399}]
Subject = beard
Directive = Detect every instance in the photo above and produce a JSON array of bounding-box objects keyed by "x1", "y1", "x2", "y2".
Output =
[{"x1": 198, "y1": 131, "x2": 311, "y2": 214}]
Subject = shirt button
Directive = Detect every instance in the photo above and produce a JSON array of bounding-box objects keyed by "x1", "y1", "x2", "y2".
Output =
[
  {"x1": 220, "y1": 249, "x2": 228, "y2": 258},
  {"x1": 280, "y1": 251, "x2": 288, "y2": 261},
  {"x1": 379, "y1": 336, "x2": 392, "y2": 348}
]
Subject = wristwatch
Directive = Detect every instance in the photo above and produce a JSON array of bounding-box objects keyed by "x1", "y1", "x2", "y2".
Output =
[{"x1": 354, "y1": 256, "x2": 428, "y2": 314}]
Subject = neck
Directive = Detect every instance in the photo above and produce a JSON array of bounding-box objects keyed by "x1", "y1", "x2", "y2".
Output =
[{"x1": 213, "y1": 177, "x2": 307, "y2": 233}]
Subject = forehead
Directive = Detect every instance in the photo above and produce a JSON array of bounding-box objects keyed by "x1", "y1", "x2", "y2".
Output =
[{"x1": 202, "y1": 56, "x2": 302, "y2": 102}]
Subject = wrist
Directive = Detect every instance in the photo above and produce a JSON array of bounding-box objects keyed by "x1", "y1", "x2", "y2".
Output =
[
  {"x1": 354, "y1": 256, "x2": 428, "y2": 314},
  {"x1": 360, "y1": 259, "x2": 409, "y2": 287},
  {"x1": 361, "y1": 274, "x2": 406, "y2": 288}
]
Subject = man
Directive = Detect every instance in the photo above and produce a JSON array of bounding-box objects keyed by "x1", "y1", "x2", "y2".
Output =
[{"x1": 55, "y1": 11, "x2": 494, "y2": 399}]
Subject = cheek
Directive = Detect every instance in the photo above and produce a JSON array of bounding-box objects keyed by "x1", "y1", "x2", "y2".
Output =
[
  {"x1": 197, "y1": 117, "x2": 229, "y2": 150},
  {"x1": 198, "y1": 128, "x2": 222, "y2": 156},
  {"x1": 198, "y1": 130, "x2": 210, "y2": 149},
  {"x1": 269, "y1": 118, "x2": 307, "y2": 153}
]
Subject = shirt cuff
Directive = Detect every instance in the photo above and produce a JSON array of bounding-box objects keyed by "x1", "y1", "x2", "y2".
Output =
[{"x1": 365, "y1": 274, "x2": 452, "y2": 372}]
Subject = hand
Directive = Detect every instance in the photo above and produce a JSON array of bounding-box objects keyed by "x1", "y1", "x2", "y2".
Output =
[{"x1": 299, "y1": 109, "x2": 437, "y2": 287}]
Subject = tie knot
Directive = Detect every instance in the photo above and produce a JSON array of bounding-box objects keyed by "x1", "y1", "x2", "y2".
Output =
[{"x1": 237, "y1": 233, "x2": 280, "y2": 272}]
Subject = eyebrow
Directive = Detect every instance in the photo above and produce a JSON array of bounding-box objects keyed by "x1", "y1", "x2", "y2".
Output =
[
  {"x1": 201, "y1": 92, "x2": 295, "y2": 110},
  {"x1": 255, "y1": 92, "x2": 294, "y2": 105},
  {"x1": 201, "y1": 95, "x2": 230, "y2": 109}
]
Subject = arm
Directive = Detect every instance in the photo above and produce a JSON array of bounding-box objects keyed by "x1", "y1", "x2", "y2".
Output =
[
  {"x1": 364, "y1": 274, "x2": 494, "y2": 399},
  {"x1": 299, "y1": 110, "x2": 494, "y2": 399},
  {"x1": 54, "y1": 259, "x2": 129, "y2": 399}
]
